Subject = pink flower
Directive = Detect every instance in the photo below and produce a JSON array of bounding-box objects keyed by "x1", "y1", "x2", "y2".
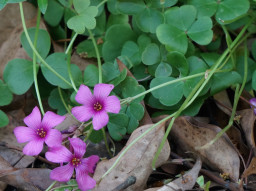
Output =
[
  {"x1": 46, "y1": 138, "x2": 99, "y2": 191},
  {"x1": 71, "y1": 84, "x2": 121, "y2": 130},
  {"x1": 250, "y1": 98, "x2": 256, "y2": 115},
  {"x1": 13, "y1": 106, "x2": 65, "y2": 156}
]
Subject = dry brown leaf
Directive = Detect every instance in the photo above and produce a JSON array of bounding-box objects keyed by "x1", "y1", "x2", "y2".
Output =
[
  {"x1": 0, "y1": 5, "x2": 47, "y2": 78},
  {"x1": 213, "y1": 90, "x2": 232, "y2": 116},
  {"x1": 242, "y1": 157, "x2": 256, "y2": 178},
  {"x1": 237, "y1": 109, "x2": 256, "y2": 149},
  {"x1": 144, "y1": 157, "x2": 202, "y2": 191},
  {"x1": 170, "y1": 116, "x2": 240, "y2": 181},
  {"x1": 93, "y1": 123, "x2": 170, "y2": 191},
  {"x1": 0, "y1": 2, "x2": 37, "y2": 47}
]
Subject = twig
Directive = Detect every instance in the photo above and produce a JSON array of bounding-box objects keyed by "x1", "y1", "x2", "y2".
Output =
[{"x1": 111, "y1": 176, "x2": 136, "y2": 191}]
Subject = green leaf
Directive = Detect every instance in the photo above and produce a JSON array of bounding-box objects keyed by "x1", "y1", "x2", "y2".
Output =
[
  {"x1": 149, "y1": 0, "x2": 177, "y2": 8},
  {"x1": 73, "y1": 0, "x2": 90, "y2": 14},
  {"x1": 84, "y1": 64, "x2": 99, "y2": 87},
  {"x1": 137, "y1": 34, "x2": 152, "y2": 53},
  {"x1": 107, "y1": 113, "x2": 128, "y2": 141},
  {"x1": 67, "y1": 6, "x2": 98, "y2": 33},
  {"x1": 252, "y1": 70, "x2": 256, "y2": 90},
  {"x1": 187, "y1": 17, "x2": 213, "y2": 45},
  {"x1": 187, "y1": 0, "x2": 218, "y2": 17},
  {"x1": 165, "y1": 5, "x2": 197, "y2": 31},
  {"x1": 187, "y1": 56, "x2": 208, "y2": 73},
  {"x1": 121, "y1": 41, "x2": 141, "y2": 66},
  {"x1": 182, "y1": 96, "x2": 205, "y2": 116},
  {"x1": 102, "y1": 62, "x2": 120, "y2": 82},
  {"x1": 44, "y1": 0, "x2": 64, "y2": 26},
  {"x1": 0, "y1": 80, "x2": 13, "y2": 106},
  {"x1": 89, "y1": 127, "x2": 104, "y2": 143},
  {"x1": 236, "y1": 56, "x2": 256, "y2": 83},
  {"x1": 3, "y1": 59, "x2": 38, "y2": 95},
  {"x1": 142, "y1": 43, "x2": 161, "y2": 65},
  {"x1": 135, "y1": 8, "x2": 164, "y2": 33},
  {"x1": 76, "y1": 39, "x2": 102, "y2": 58},
  {"x1": 109, "y1": 69, "x2": 127, "y2": 86},
  {"x1": 48, "y1": 88, "x2": 67, "y2": 115},
  {"x1": 117, "y1": 0, "x2": 146, "y2": 15},
  {"x1": 121, "y1": 77, "x2": 145, "y2": 102},
  {"x1": 0, "y1": 110, "x2": 9, "y2": 128},
  {"x1": 150, "y1": 77, "x2": 184, "y2": 106},
  {"x1": 20, "y1": 28, "x2": 51, "y2": 61},
  {"x1": 102, "y1": 24, "x2": 136, "y2": 62},
  {"x1": 38, "y1": 0, "x2": 48, "y2": 14},
  {"x1": 156, "y1": 24, "x2": 187, "y2": 54},
  {"x1": 41, "y1": 53, "x2": 82, "y2": 89},
  {"x1": 211, "y1": 72, "x2": 242, "y2": 95},
  {"x1": 132, "y1": 65, "x2": 149, "y2": 80},
  {"x1": 127, "y1": 102, "x2": 144, "y2": 120},
  {"x1": 107, "y1": 14, "x2": 129, "y2": 28},
  {"x1": 155, "y1": 62, "x2": 172, "y2": 77},
  {"x1": 166, "y1": 51, "x2": 188, "y2": 76},
  {"x1": 216, "y1": 0, "x2": 250, "y2": 23},
  {"x1": 252, "y1": 40, "x2": 256, "y2": 61}
]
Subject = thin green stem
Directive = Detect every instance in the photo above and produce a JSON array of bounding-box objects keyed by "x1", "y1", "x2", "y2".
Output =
[
  {"x1": 198, "y1": 41, "x2": 249, "y2": 150},
  {"x1": 66, "y1": 32, "x2": 78, "y2": 92},
  {"x1": 84, "y1": 125, "x2": 93, "y2": 142},
  {"x1": 97, "y1": 0, "x2": 108, "y2": 8},
  {"x1": 32, "y1": 9, "x2": 45, "y2": 115},
  {"x1": 65, "y1": 32, "x2": 78, "y2": 54},
  {"x1": 151, "y1": 19, "x2": 252, "y2": 169},
  {"x1": 19, "y1": 2, "x2": 73, "y2": 88},
  {"x1": 129, "y1": 72, "x2": 205, "y2": 103},
  {"x1": 88, "y1": 29, "x2": 102, "y2": 83},
  {"x1": 45, "y1": 181, "x2": 57, "y2": 191},
  {"x1": 100, "y1": 113, "x2": 175, "y2": 181},
  {"x1": 102, "y1": 127, "x2": 113, "y2": 157},
  {"x1": 58, "y1": 87, "x2": 72, "y2": 116}
]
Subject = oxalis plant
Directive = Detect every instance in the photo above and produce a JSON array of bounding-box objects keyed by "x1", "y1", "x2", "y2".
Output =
[{"x1": 0, "y1": 0, "x2": 256, "y2": 190}]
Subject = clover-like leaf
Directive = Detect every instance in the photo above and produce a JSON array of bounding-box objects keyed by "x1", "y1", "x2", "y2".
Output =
[
  {"x1": 0, "y1": 110, "x2": 9, "y2": 128},
  {"x1": 0, "y1": 79, "x2": 13, "y2": 106},
  {"x1": 67, "y1": 1, "x2": 98, "y2": 34},
  {"x1": 142, "y1": 43, "x2": 161, "y2": 65}
]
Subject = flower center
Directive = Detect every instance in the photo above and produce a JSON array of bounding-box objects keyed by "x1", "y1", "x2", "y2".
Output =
[
  {"x1": 71, "y1": 157, "x2": 81, "y2": 167},
  {"x1": 36, "y1": 128, "x2": 46, "y2": 138},
  {"x1": 93, "y1": 102, "x2": 102, "y2": 111}
]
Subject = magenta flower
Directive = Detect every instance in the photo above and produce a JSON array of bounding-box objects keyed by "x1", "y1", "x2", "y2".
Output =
[
  {"x1": 46, "y1": 138, "x2": 99, "y2": 191},
  {"x1": 13, "y1": 106, "x2": 65, "y2": 156},
  {"x1": 71, "y1": 84, "x2": 121, "y2": 130},
  {"x1": 250, "y1": 98, "x2": 256, "y2": 115}
]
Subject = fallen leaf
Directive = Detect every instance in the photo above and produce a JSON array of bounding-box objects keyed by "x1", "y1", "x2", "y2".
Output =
[
  {"x1": 93, "y1": 123, "x2": 170, "y2": 191},
  {"x1": 0, "y1": 2, "x2": 37, "y2": 47},
  {"x1": 169, "y1": 116, "x2": 240, "y2": 181},
  {"x1": 144, "y1": 157, "x2": 202, "y2": 191},
  {"x1": 242, "y1": 157, "x2": 256, "y2": 178},
  {"x1": 237, "y1": 109, "x2": 256, "y2": 149},
  {"x1": 214, "y1": 90, "x2": 232, "y2": 116}
]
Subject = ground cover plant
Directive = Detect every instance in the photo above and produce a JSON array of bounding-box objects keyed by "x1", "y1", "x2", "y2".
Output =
[{"x1": 0, "y1": 0, "x2": 256, "y2": 190}]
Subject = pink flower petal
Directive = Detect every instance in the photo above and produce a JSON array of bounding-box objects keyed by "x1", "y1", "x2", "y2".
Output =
[
  {"x1": 76, "y1": 167, "x2": 96, "y2": 191},
  {"x1": 69, "y1": 138, "x2": 86, "y2": 158},
  {"x1": 250, "y1": 98, "x2": 256, "y2": 107},
  {"x1": 23, "y1": 139, "x2": 44, "y2": 156},
  {"x1": 14, "y1": 126, "x2": 37, "y2": 143},
  {"x1": 45, "y1": 129, "x2": 62, "y2": 147},
  {"x1": 50, "y1": 163, "x2": 74, "y2": 182},
  {"x1": 80, "y1": 155, "x2": 99, "y2": 173},
  {"x1": 42, "y1": 111, "x2": 65, "y2": 130},
  {"x1": 94, "y1": 83, "x2": 114, "y2": 99},
  {"x1": 104, "y1": 95, "x2": 121, "y2": 114},
  {"x1": 92, "y1": 111, "x2": 109, "y2": 130},
  {"x1": 75, "y1": 85, "x2": 94, "y2": 106},
  {"x1": 24, "y1": 106, "x2": 41, "y2": 129},
  {"x1": 71, "y1": 106, "x2": 94, "y2": 122},
  {"x1": 46, "y1": 146, "x2": 72, "y2": 163}
]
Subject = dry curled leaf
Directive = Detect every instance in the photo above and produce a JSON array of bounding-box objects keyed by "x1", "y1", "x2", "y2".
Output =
[
  {"x1": 237, "y1": 109, "x2": 256, "y2": 149},
  {"x1": 93, "y1": 123, "x2": 170, "y2": 191},
  {"x1": 242, "y1": 157, "x2": 256, "y2": 178},
  {"x1": 144, "y1": 157, "x2": 202, "y2": 191},
  {"x1": 169, "y1": 116, "x2": 240, "y2": 181}
]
